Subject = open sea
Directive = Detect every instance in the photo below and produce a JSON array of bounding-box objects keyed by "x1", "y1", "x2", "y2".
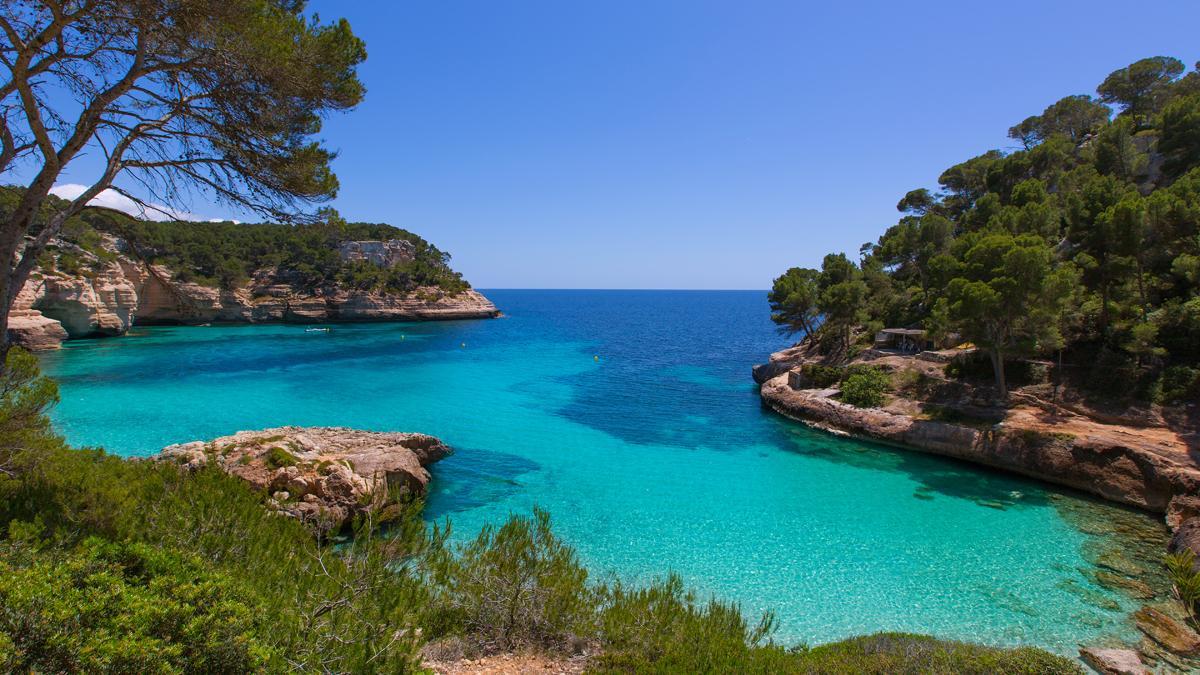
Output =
[{"x1": 38, "y1": 289, "x2": 1167, "y2": 653}]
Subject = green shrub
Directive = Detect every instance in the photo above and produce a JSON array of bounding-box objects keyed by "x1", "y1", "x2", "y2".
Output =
[
  {"x1": 0, "y1": 537, "x2": 273, "y2": 673},
  {"x1": 0, "y1": 349, "x2": 61, "y2": 479},
  {"x1": 841, "y1": 367, "x2": 890, "y2": 407},
  {"x1": 594, "y1": 574, "x2": 788, "y2": 673},
  {"x1": 425, "y1": 508, "x2": 594, "y2": 653},
  {"x1": 1157, "y1": 366, "x2": 1200, "y2": 405},
  {"x1": 71, "y1": 204, "x2": 472, "y2": 293},
  {"x1": 800, "y1": 364, "x2": 843, "y2": 388},
  {"x1": 791, "y1": 633, "x2": 1082, "y2": 674},
  {"x1": 262, "y1": 446, "x2": 299, "y2": 469}
]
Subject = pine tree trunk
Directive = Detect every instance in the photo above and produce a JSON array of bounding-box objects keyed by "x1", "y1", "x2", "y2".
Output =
[
  {"x1": 990, "y1": 347, "x2": 1008, "y2": 402},
  {"x1": 0, "y1": 264, "x2": 13, "y2": 365}
]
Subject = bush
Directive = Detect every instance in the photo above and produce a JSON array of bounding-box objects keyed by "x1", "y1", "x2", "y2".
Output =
[
  {"x1": 72, "y1": 205, "x2": 472, "y2": 293},
  {"x1": 263, "y1": 446, "x2": 299, "y2": 469},
  {"x1": 425, "y1": 508, "x2": 595, "y2": 653},
  {"x1": 1157, "y1": 366, "x2": 1200, "y2": 405},
  {"x1": 0, "y1": 350, "x2": 434, "y2": 673},
  {"x1": 800, "y1": 364, "x2": 843, "y2": 388},
  {"x1": 0, "y1": 348, "x2": 61, "y2": 479},
  {"x1": 0, "y1": 537, "x2": 274, "y2": 673},
  {"x1": 792, "y1": 633, "x2": 1082, "y2": 674},
  {"x1": 840, "y1": 367, "x2": 890, "y2": 407},
  {"x1": 595, "y1": 574, "x2": 788, "y2": 673}
]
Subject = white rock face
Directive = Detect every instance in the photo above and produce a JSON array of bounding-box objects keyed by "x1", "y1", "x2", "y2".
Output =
[
  {"x1": 337, "y1": 239, "x2": 416, "y2": 268},
  {"x1": 7, "y1": 236, "x2": 497, "y2": 350},
  {"x1": 33, "y1": 265, "x2": 139, "y2": 336}
]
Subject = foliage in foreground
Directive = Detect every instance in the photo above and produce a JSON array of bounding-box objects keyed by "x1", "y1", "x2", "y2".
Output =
[
  {"x1": 0, "y1": 351, "x2": 1081, "y2": 672},
  {"x1": 425, "y1": 507, "x2": 596, "y2": 652},
  {"x1": 0, "y1": 536, "x2": 273, "y2": 673}
]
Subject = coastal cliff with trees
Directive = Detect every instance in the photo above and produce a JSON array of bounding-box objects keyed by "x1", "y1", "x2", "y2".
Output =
[
  {"x1": 1, "y1": 190, "x2": 498, "y2": 350},
  {"x1": 767, "y1": 55, "x2": 1200, "y2": 405},
  {"x1": 759, "y1": 56, "x2": 1200, "y2": 671}
]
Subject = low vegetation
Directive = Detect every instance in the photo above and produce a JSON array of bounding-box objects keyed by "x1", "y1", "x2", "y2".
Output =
[
  {"x1": 770, "y1": 56, "x2": 1200, "y2": 403},
  {"x1": 839, "y1": 366, "x2": 891, "y2": 408},
  {"x1": 1166, "y1": 550, "x2": 1200, "y2": 625},
  {"x1": 0, "y1": 350, "x2": 1081, "y2": 672}
]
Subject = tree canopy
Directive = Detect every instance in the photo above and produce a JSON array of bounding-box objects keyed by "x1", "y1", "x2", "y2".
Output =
[
  {"x1": 0, "y1": 0, "x2": 366, "y2": 343},
  {"x1": 770, "y1": 56, "x2": 1200, "y2": 403}
]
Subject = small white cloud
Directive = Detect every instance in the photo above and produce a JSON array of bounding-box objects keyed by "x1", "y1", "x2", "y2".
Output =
[{"x1": 49, "y1": 184, "x2": 208, "y2": 222}]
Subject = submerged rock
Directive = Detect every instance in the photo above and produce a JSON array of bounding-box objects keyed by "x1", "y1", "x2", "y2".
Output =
[
  {"x1": 1094, "y1": 570, "x2": 1156, "y2": 600},
  {"x1": 1078, "y1": 647, "x2": 1149, "y2": 675},
  {"x1": 1133, "y1": 606, "x2": 1200, "y2": 657},
  {"x1": 155, "y1": 426, "x2": 451, "y2": 532}
]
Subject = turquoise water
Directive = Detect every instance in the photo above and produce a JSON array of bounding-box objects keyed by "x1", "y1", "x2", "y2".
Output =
[{"x1": 39, "y1": 290, "x2": 1159, "y2": 652}]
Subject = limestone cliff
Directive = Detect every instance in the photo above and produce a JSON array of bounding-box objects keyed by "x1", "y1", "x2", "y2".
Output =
[{"x1": 9, "y1": 233, "x2": 498, "y2": 349}]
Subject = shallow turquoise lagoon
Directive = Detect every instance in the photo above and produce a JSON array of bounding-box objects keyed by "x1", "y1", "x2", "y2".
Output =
[{"x1": 39, "y1": 290, "x2": 1161, "y2": 652}]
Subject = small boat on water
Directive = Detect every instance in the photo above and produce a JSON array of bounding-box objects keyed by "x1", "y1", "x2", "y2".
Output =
[{"x1": 305, "y1": 327, "x2": 331, "y2": 333}]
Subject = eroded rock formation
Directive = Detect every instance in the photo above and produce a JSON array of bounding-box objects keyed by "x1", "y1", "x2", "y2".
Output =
[
  {"x1": 8, "y1": 235, "x2": 498, "y2": 350},
  {"x1": 760, "y1": 373, "x2": 1200, "y2": 517},
  {"x1": 155, "y1": 426, "x2": 451, "y2": 532}
]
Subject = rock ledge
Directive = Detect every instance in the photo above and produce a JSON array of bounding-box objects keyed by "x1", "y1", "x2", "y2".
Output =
[{"x1": 155, "y1": 426, "x2": 450, "y2": 531}]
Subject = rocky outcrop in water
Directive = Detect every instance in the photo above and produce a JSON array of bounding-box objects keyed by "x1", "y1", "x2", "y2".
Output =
[
  {"x1": 154, "y1": 426, "x2": 451, "y2": 532},
  {"x1": 9, "y1": 235, "x2": 498, "y2": 349}
]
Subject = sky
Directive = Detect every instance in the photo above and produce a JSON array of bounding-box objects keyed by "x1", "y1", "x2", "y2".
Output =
[{"x1": 29, "y1": 0, "x2": 1200, "y2": 289}]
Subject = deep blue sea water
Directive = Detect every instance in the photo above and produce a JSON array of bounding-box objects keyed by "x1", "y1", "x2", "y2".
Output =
[{"x1": 38, "y1": 289, "x2": 1163, "y2": 652}]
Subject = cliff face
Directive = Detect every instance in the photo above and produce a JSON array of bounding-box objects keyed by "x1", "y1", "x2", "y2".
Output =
[
  {"x1": 760, "y1": 374, "x2": 1200, "y2": 516},
  {"x1": 9, "y1": 235, "x2": 498, "y2": 350}
]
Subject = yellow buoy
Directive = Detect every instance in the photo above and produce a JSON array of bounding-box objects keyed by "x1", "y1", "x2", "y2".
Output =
[{"x1": 594, "y1": 355, "x2": 599, "y2": 362}]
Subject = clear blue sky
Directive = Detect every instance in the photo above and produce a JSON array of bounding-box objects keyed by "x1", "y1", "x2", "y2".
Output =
[{"x1": 51, "y1": 1, "x2": 1200, "y2": 288}]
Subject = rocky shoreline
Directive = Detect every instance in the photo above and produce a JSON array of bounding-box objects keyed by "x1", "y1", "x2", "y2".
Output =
[
  {"x1": 759, "y1": 372, "x2": 1200, "y2": 520},
  {"x1": 755, "y1": 342, "x2": 1200, "y2": 519},
  {"x1": 154, "y1": 426, "x2": 451, "y2": 532},
  {"x1": 756, "y1": 343, "x2": 1200, "y2": 671},
  {"x1": 8, "y1": 234, "x2": 499, "y2": 351}
]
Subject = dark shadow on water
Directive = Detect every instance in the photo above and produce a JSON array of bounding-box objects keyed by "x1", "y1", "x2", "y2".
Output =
[
  {"x1": 422, "y1": 446, "x2": 540, "y2": 521},
  {"x1": 44, "y1": 323, "x2": 482, "y2": 386},
  {"x1": 555, "y1": 360, "x2": 773, "y2": 451},
  {"x1": 765, "y1": 413, "x2": 1058, "y2": 509}
]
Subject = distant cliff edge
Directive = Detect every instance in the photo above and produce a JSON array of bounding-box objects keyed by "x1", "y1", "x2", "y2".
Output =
[{"x1": 6, "y1": 205, "x2": 498, "y2": 350}]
